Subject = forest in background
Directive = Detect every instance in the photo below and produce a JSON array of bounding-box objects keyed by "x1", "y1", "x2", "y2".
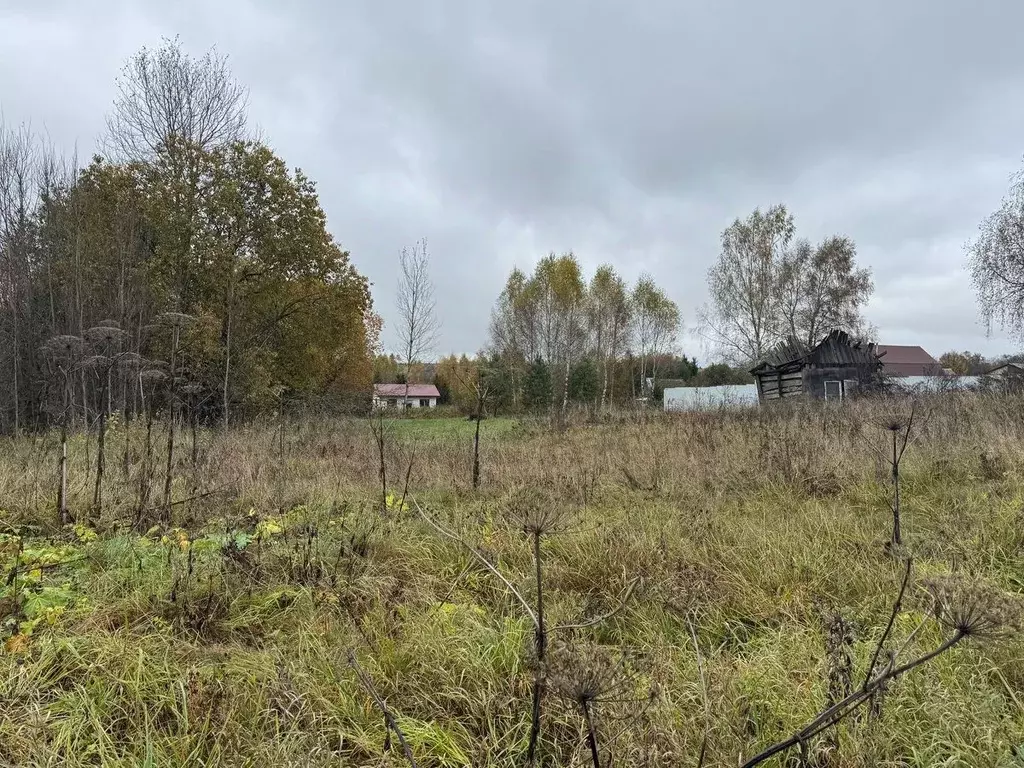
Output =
[
  {"x1": 6, "y1": 35, "x2": 1024, "y2": 439},
  {"x1": 0, "y1": 39, "x2": 377, "y2": 436}
]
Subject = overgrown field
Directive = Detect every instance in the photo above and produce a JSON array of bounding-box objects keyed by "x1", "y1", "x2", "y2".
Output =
[{"x1": 2, "y1": 397, "x2": 1024, "y2": 766}]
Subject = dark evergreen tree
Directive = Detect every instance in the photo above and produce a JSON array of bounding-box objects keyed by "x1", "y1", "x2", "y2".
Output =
[
  {"x1": 523, "y1": 358, "x2": 552, "y2": 412},
  {"x1": 568, "y1": 358, "x2": 600, "y2": 404}
]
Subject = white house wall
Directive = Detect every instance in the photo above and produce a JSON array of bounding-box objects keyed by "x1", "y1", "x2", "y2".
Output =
[
  {"x1": 373, "y1": 397, "x2": 438, "y2": 409},
  {"x1": 889, "y1": 376, "x2": 980, "y2": 393},
  {"x1": 663, "y1": 385, "x2": 759, "y2": 412}
]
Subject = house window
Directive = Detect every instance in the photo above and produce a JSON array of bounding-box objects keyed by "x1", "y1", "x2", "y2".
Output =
[
  {"x1": 388, "y1": 399, "x2": 398, "y2": 408},
  {"x1": 824, "y1": 380, "x2": 842, "y2": 401},
  {"x1": 419, "y1": 399, "x2": 430, "y2": 407},
  {"x1": 843, "y1": 379, "x2": 858, "y2": 397}
]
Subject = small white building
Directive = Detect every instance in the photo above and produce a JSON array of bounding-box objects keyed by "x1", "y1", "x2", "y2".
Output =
[
  {"x1": 663, "y1": 384, "x2": 759, "y2": 412},
  {"x1": 373, "y1": 383, "x2": 441, "y2": 410}
]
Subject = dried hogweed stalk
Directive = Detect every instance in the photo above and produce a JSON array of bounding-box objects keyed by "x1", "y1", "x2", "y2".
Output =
[
  {"x1": 824, "y1": 612, "x2": 854, "y2": 704},
  {"x1": 820, "y1": 611, "x2": 854, "y2": 766},
  {"x1": 548, "y1": 641, "x2": 650, "y2": 768}
]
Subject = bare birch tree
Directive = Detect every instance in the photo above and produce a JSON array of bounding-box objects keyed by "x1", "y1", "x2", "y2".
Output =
[
  {"x1": 395, "y1": 240, "x2": 440, "y2": 410},
  {"x1": 701, "y1": 204, "x2": 872, "y2": 364},
  {"x1": 631, "y1": 275, "x2": 680, "y2": 396},
  {"x1": 0, "y1": 120, "x2": 38, "y2": 433},
  {"x1": 105, "y1": 36, "x2": 249, "y2": 160},
  {"x1": 777, "y1": 235, "x2": 872, "y2": 348},
  {"x1": 588, "y1": 266, "x2": 630, "y2": 409},
  {"x1": 699, "y1": 205, "x2": 794, "y2": 365},
  {"x1": 968, "y1": 166, "x2": 1024, "y2": 340}
]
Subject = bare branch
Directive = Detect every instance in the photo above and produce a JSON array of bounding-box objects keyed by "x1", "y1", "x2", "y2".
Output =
[
  {"x1": 552, "y1": 578, "x2": 639, "y2": 632},
  {"x1": 862, "y1": 557, "x2": 912, "y2": 689},
  {"x1": 346, "y1": 650, "x2": 418, "y2": 768},
  {"x1": 740, "y1": 562, "x2": 976, "y2": 768},
  {"x1": 412, "y1": 499, "x2": 539, "y2": 626}
]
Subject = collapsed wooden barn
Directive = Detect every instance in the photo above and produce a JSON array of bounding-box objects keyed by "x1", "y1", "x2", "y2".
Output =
[{"x1": 750, "y1": 330, "x2": 883, "y2": 403}]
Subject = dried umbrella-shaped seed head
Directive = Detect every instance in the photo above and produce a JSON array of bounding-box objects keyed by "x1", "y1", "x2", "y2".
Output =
[
  {"x1": 140, "y1": 368, "x2": 168, "y2": 386},
  {"x1": 41, "y1": 335, "x2": 84, "y2": 359},
  {"x1": 922, "y1": 575, "x2": 1024, "y2": 639},
  {"x1": 116, "y1": 352, "x2": 145, "y2": 369},
  {"x1": 157, "y1": 311, "x2": 197, "y2": 329},
  {"x1": 547, "y1": 641, "x2": 651, "y2": 714},
  {"x1": 548, "y1": 642, "x2": 621, "y2": 705},
  {"x1": 505, "y1": 488, "x2": 565, "y2": 536},
  {"x1": 83, "y1": 325, "x2": 126, "y2": 345},
  {"x1": 82, "y1": 354, "x2": 113, "y2": 371}
]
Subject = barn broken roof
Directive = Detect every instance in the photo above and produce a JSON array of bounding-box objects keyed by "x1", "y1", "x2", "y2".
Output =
[{"x1": 750, "y1": 330, "x2": 882, "y2": 374}]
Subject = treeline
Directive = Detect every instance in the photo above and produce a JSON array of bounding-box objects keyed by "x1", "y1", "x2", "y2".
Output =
[
  {"x1": 367, "y1": 245, "x2": 767, "y2": 415},
  {"x1": 938, "y1": 351, "x2": 1024, "y2": 376},
  {"x1": 483, "y1": 254, "x2": 681, "y2": 414},
  {"x1": 374, "y1": 251, "x2": 749, "y2": 415},
  {"x1": 371, "y1": 249, "x2": 688, "y2": 415},
  {"x1": 0, "y1": 39, "x2": 376, "y2": 434},
  {"x1": 373, "y1": 349, "x2": 752, "y2": 415},
  {"x1": 470, "y1": 204, "x2": 877, "y2": 416}
]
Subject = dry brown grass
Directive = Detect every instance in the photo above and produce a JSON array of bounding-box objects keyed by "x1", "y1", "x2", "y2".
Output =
[{"x1": 1, "y1": 393, "x2": 1023, "y2": 766}]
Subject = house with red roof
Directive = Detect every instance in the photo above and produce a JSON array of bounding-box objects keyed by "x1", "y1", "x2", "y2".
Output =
[
  {"x1": 874, "y1": 345, "x2": 943, "y2": 377},
  {"x1": 373, "y1": 383, "x2": 441, "y2": 410}
]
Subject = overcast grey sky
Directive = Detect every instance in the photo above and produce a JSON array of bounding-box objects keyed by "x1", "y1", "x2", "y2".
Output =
[{"x1": 2, "y1": 0, "x2": 1023, "y2": 361}]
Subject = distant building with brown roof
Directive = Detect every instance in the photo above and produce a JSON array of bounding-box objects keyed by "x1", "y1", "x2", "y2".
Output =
[
  {"x1": 875, "y1": 344, "x2": 942, "y2": 377},
  {"x1": 373, "y1": 383, "x2": 441, "y2": 410}
]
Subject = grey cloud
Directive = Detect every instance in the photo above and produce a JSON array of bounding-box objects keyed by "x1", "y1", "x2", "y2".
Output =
[{"x1": 2, "y1": 0, "x2": 1024, "y2": 359}]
